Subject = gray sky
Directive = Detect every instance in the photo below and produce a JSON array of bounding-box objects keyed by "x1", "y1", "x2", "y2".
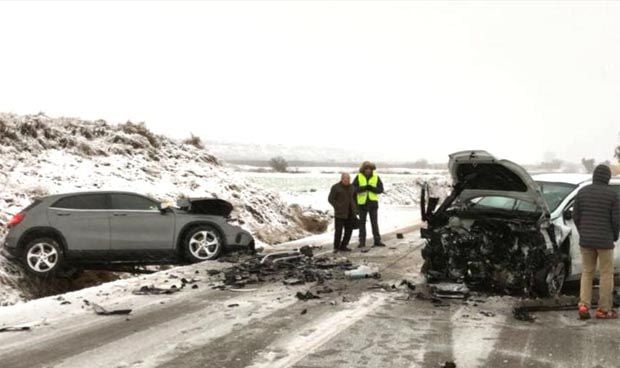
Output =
[{"x1": 0, "y1": 1, "x2": 619, "y2": 164}]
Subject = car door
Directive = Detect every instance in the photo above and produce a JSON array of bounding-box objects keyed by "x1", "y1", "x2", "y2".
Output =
[
  {"x1": 109, "y1": 193, "x2": 176, "y2": 259},
  {"x1": 48, "y1": 194, "x2": 111, "y2": 255},
  {"x1": 560, "y1": 200, "x2": 582, "y2": 276}
]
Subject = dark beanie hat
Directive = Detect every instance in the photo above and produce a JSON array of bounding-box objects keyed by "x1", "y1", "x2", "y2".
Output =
[{"x1": 592, "y1": 164, "x2": 612, "y2": 184}]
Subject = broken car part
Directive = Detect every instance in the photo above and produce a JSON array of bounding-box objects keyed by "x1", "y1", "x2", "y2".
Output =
[
  {"x1": 344, "y1": 265, "x2": 380, "y2": 279},
  {"x1": 0, "y1": 326, "x2": 32, "y2": 333},
  {"x1": 133, "y1": 285, "x2": 182, "y2": 295}
]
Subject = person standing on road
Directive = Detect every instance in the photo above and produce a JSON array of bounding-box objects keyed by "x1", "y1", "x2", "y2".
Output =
[
  {"x1": 574, "y1": 164, "x2": 620, "y2": 320},
  {"x1": 353, "y1": 161, "x2": 386, "y2": 248},
  {"x1": 328, "y1": 172, "x2": 357, "y2": 253}
]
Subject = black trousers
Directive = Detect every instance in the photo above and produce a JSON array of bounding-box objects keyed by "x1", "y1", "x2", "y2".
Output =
[
  {"x1": 358, "y1": 205, "x2": 380, "y2": 246},
  {"x1": 334, "y1": 217, "x2": 354, "y2": 249}
]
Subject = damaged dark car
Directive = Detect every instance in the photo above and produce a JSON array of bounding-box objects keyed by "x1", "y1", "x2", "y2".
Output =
[
  {"x1": 420, "y1": 151, "x2": 620, "y2": 297},
  {"x1": 3, "y1": 191, "x2": 255, "y2": 276}
]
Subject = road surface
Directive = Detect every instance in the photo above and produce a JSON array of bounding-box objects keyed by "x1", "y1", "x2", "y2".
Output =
[{"x1": 0, "y1": 228, "x2": 618, "y2": 368}]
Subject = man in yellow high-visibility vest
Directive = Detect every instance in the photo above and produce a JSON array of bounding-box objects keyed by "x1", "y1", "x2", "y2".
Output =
[{"x1": 352, "y1": 161, "x2": 385, "y2": 248}]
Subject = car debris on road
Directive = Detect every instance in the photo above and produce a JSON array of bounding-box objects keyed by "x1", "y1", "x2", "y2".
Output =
[
  {"x1": 84, "y1": 300, "x2": 132, "y2": 316},
  {"x1": 0, "y1": 326, "x2": 32, "y2": 333},
  {"x1": 132, "y1": 285, "x2": 182, "y2": 295}
]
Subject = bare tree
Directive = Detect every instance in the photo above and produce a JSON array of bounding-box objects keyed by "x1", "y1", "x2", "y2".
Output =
[
  {"x1": 269, "y1": 156, "x2": 288, "y2": 173},
  {"x1": 581, "y1": 158, "x2": 595, "y2": 173},
  {"x1": 183, "y1": 133, "x2": 204, "y2": 149}
]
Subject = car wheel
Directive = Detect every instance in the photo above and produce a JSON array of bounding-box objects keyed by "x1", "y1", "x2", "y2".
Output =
[
  {"x1": 535, "y1": 256, "x2": 567, "y2": 297},
  {"x1": 184, "y1": 225, "x2": 223, "y2": 262},
  {"x1": 23, "y1": 237, "x2": 64, "y2": 276}
]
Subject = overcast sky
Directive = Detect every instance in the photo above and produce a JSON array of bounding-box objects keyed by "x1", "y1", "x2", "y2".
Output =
[{"x1": 0, "y1": 1, "x2": 619, "y2": 164}]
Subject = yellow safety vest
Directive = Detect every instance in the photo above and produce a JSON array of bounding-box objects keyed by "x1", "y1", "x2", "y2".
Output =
[{"x1": 357, "y1": 172, "x2": 379, "y2": 205}]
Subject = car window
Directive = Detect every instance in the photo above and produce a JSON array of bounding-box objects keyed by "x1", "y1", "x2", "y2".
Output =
[
  {"x1": 468, "y1": 196, "x2": 538, "y2": 212},
  {"x1": 22, "y1": 199, "x2": 42, "y2": 212},
  {"x1": 52, "y1": 194, "x2": 108, "y2": 210},
  {"x1": 536, "y1": 181, "x2": 578, "y2": 212},
  {"x1": 475, "y1": 196, "x2": 516, "y2": 210},
  {"x1": 110, "y1": 194, "x2": 159, "y2": 211}
]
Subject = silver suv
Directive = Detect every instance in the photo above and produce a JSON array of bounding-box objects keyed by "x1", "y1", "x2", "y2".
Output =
[{"x1": 3, "y1": 191, "x2": 254, "y2": 276}]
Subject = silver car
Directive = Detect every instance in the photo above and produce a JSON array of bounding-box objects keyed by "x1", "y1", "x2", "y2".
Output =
[{"x1": 2, "y1": 191, "x2": 255, "y2": 276}]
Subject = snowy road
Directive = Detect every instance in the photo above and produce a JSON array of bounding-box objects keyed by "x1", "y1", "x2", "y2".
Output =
[{"x1": 1, "y1": 228, "x2": 619, "y2": 368}]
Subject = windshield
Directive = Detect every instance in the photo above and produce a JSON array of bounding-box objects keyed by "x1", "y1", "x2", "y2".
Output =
[
  {"x1": 536, "y1": 181, "x2": 577, "y2": 212},
  {"x1": 463, "y1": 181, "x2": 576, "y2": 213}
]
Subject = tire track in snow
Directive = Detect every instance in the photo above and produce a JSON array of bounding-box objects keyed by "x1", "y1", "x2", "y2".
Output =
[{"x1": 246, "y1": 293, "x2": 388, "y2": 368}]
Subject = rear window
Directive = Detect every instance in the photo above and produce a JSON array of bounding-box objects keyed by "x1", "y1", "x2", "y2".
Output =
[
  {"x1": 110, "y1": 194, "x2": 158, "y2": 211},
  {"x1": 52, "y1": 194, "x2": 108, "y2": 210},
  {"x1": 22, "y1": 199, "x2": 42, "y2": 212}
]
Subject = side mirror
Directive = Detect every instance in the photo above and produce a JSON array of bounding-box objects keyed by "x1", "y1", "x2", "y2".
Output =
[
  {"x1": 158, "y1": 202, "x2": 172, "y2": 214},
  {"x1": 563, "y1": 208, "x2": 573, "y2": 221}
]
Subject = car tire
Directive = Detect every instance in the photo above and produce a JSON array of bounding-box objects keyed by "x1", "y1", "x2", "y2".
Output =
[
  {"x1": 22, "y1": 237, "x2": 64, "y2": 276},
  {"x1": 183, "y1": 225, "x2": 223, "y2": 262},
  {"x1": 534, "y1": 254, "x2": 568, "y2": 297}
]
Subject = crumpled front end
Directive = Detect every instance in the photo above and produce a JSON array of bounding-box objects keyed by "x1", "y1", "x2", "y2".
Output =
[{"x1": 421, "y1": 213, "x2": 556, "y2": 295}]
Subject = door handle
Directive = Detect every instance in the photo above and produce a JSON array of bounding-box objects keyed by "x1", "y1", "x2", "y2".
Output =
[
  {"x1": 56, "y1": 213, "x2": 71, "y2": 217},
  {"x1": 113, "y1": 213, "x2": 127, "y2": 217}
]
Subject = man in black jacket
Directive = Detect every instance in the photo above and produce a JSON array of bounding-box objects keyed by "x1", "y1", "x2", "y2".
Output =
[
  {"x1": 574, "y1": 164, "x2": 620, "y2": 319},
  {"x1": 328, "y1": 173, "x2": 357, "y2": 252},
  {"x1": 352, "y1": 161, "x2": 385, "y2": 248}
]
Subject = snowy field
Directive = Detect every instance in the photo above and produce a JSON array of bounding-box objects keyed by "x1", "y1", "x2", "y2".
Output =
[{"x1": 238, "y1": 167, "x2": 450, "y2": 212}]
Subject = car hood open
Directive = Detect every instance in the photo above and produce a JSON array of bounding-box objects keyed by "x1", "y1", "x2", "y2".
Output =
[
  {"x1": 448, "y1": 150, "x2": 549, "y2": 214},
  {"x1": 176, "y1": 198, "x2": 234, "y2": 217}
]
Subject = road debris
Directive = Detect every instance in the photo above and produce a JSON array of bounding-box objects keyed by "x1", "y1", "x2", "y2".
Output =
[
  {"x1": 344, "y1": 265, "x2": 380, "y2": 279},
  {"x1": 0, "y1": 326, "x2": 31, "y2": 333},
  {"x1": 283, "y1": 278, "x2": 304, "y2": 286},
  {"x1": 513, "y1": 307, "x2": 536, "y2": 322},
  {"x1": 426, "y1": 283, "x2": 470, "y2": 300},
  {"x1": 133, "y1": 285, "x2": 183, "y2": 295},
  {"x1": 88, "y1": 302, "x2": 132, "y2": 316},
  {"x1": 442, "y1": 361, "x2": 457, "y2": 368},
  {"x1": 211, "y1": 248, "x2": 355, "y2": 291},
  {"x1": 296, "y1": 291, "x2": 320, "y2": 301}
]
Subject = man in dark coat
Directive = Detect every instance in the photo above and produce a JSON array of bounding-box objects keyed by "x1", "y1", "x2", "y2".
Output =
[
  {"x1": 574, "y1": 164, "x2": 620, "y2": 319},
  {"x1": 328, "y1": 172, "x2": 357, "y2": 252},
  {"x1": 352, "y1": 161, "x2": 385, "y2": 248}
]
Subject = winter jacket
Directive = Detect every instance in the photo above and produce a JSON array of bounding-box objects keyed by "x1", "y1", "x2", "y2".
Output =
[
  {"x1": 574, "y1": 165, "x2": 620, "y2": 249},
  {"x1": 328, "y1": 182, "x2": 357, "y2": 219}
]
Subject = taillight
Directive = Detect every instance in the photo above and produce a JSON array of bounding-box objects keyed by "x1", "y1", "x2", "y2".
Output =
[{"x1": 7, "y1": 213, "x2": 25, "y2": 228}]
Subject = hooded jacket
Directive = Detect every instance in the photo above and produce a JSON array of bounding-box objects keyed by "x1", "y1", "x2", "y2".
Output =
[
  {"x1": 574, "y1": 165, "x2": 620, "y2": 249},
  {"x1": 352, "y1": 161, "x2": 384, "y2": 208}
]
